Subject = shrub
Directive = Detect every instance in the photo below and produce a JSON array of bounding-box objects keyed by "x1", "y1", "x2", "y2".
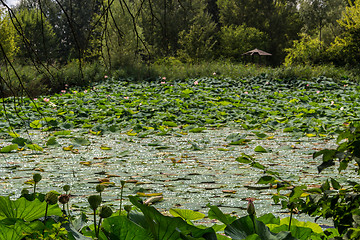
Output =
[{"x1": 284, "y1": 33, "x2": 324, "y2": 66}]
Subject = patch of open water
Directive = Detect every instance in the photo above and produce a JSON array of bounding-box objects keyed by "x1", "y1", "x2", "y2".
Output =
[{"x1": 0, "y1": 127, "x2": 355, "y2": 227}]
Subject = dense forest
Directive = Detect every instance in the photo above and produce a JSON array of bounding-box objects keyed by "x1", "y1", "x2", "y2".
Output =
[{"x1": 1, "y1": 0, "x2": 360, "y2": 96}]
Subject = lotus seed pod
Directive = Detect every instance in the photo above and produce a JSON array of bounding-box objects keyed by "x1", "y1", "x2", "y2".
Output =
[
  {"x1": 33, "y1": 173, "x2": 42, "y2": 183},
  {"x1": 120, "y1": 180, "x2": 126, "y2": 187},
  {"x1": 96, "y1": 184, "x2": 105, "y2": 193},
  {"x1": 124, "y1": 205, "x2": 132, "y2": 213},
  {"x1": 45, "y1": 191, "x2": 59, "y2": 205},
  {"x1": 21, "y1": 188, "x2": 29, "y2": 195},
  {"x1": 99, "y1": 206, "x2": 113, "y2": 218},
  {"x1": 63, "y1": 185, "x2": 70, "y2": 192},
  {"x1": 58, "y1": 194, "x2": 70, "y2": 204},
  {"x1": 88, "y1": 195, "x2": 102, "y2": 210}
]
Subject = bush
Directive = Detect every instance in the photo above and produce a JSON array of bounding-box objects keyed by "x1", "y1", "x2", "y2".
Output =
[
  {"x1": 0, "y1": 61, "x2": 107, "y2": 97},
  {"x1": 284, "y1": 33, "x2": 324, "y2": 66}
]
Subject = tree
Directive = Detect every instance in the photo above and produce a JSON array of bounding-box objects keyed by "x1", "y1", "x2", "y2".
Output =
[
  {"x1": 13, "y1": 8, "x2": 57, "y2": 63},
  {"x1": 177, "y1": 3, "x2": 217, "y2": 62},
  {"x1": 0, "y1": 8, "x2": 18, "y2": 63},
  {"x1": 217, "y1": 0, "x2": 302, "y2": 64},
  {"x1": 100, "y1": 0, "x2": 145, "y2": 69},
  {"x1": 16, "y1": 0, "x2": 103, "y2": 62},
  {"x1": 139, "y1": 0, "x2": 215, "y2": 61},
  {"x1": 327, "y1": 0, "x2": 360, "y2": 65},
  {"x1": 218, "y1": 24, "x2": 268, "y2": 61},
  {"x1": 299, "y1": 0, "x2": 347, "y2": 45}
]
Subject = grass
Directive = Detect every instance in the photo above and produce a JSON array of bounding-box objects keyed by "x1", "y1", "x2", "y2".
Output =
[
  {"x1": 150, "y1": 60, "x2": 360, "y2": 82},
  {"x1": 1, "y1": 60, "x2": 359, "y2": 98}
]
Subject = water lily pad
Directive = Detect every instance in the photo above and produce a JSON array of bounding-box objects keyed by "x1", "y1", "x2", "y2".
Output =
[
  {"x1": 0, "y1": 144, "x2": 18, "y2": 153},
  {"x1": 72, "y1": 137, "x2": 91, "y2": 146}
]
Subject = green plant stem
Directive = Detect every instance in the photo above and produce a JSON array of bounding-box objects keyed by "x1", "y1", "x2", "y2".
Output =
[
  {"x1": 288, "y1": 209, "x2": 293, "y2": 231},
  {"x1": 97, "y1": 217, "x2": 103, "y2": 238},
  {"x1": 43, "y1": 203, "x2": 49, "y2": 235},
  {"x1": 33, "y1": 182, "x2": 37, "y2": 196},
  {"x1": 250, "y1": 214, "x2": 256, "y2": 233},
  {"x1": 93, "y1": 209, "x2": 97, "y2": 235},
  {"x1": 67, "y1": 202, "x2": 72, "y2": 224},
  {"x1": 45, "y1": 203, "x2": 49, "y2": 221},
  {"x1": 119, "y1": 187, "x2": 124, "y2": 215}
]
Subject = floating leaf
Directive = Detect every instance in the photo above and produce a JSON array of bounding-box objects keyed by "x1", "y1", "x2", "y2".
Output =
[
  {"x1": 63, "y1": 145, "x2": 74, "y2": 151},
  {"x1": 0, "y1": 144, "x2": 18, "y2": 153},
  {"x1": 218, "y1": 148, "x2": 230, "y2": 151},
  {"x1": 72, "y1": 138, "x2": 91, "y2": 146},
  {"x1": 26, "y1": 144, "x2": 43, "y2": 152},
  {"x1": 100, "y1": 145, "x2": 112, "y2": 150},
  {"x1": 53, "y1": 130, "x2": 71, "y2": 136},
  {"x1": 46, "y1": 137, "x2": 59, "y2": 146},
  {"x1": 12, "y1": 137, "x2": 31, "y2": 147},
  {"x1": 189, "y1": 127, "x2": 206, "y2": 133},
  {"x1": 222, "y1": 190, "x2": 237, "y2": 194},
  {"x1": 251, "y1": 161, "x2": 266, "y2": 170},
  {"x1": 235, "y1": 154, "x2": 253, "y2": 164},
  {"x1": 257, "y1": 176, "x2": 276, "y2": 185},
  {"x1": 254, "y1": 146, "x2": 268, "y2": 153},
  {"x1": 255, "y1": 132, "x2": 268, "y2": 139},
  {"x1": 136, "y1": 192, "x2": 163, "y2": 197}
]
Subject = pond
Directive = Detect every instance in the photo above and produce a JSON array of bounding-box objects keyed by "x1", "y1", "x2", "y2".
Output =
[{"x1": 1, "y1": 76, "x2": 359, "y2": 227}]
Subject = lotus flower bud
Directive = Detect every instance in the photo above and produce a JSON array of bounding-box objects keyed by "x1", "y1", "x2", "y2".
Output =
[
  {"x1": 99, "y1": 206, "x2": 113, "y2": 218},
  {"x1": 247, "y1": 198, "x2": 256, "y2": 216},
  {"x1": 63, "y1": 185, "x2": 70, "y2": 192},
  {"x1": 96, "y1": 184, "x2": 105, "y2": 193},
  {"x1": 58, "y1": 194, "x2": 70, "y2": 204},
  {"x1": 88, "y1": 195, "x2": 102, "y2": 210},
  {"x1": 33, "y1": 173, "x2": 42, "y2": 183},
  {"x1": 124, "y1": 205, "x2": 132, "y2": 213},
  {"x1": 45, "y1": 191, "x2": 59, "y2": 205}
]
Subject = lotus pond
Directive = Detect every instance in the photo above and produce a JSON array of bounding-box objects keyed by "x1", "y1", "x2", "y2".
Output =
[{"x1": 0, "y1": 76, "x2": 359, "y2": 225}]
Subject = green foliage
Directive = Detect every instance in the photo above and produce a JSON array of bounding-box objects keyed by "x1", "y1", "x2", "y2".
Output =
[
  {"x1": 100, "y1": 0, "x2": 144, "y2": 69},
  {"x1": 101, "y1": 215, "x2": 153, "y2": 239},
  {"x1": 218, "y1": 25, "x2": 268, "y2": 61},
  {"x1": 129, "y1": 196, "x2": 217, "y2": 239},
  {"x1": 177, "y1": 7, "x2": 217, "y2": 63},
  {"x1": 284, "y1": 33, "x2": 323, "y2": 66},
  {"x1": 140, "y1": 0, "x2": 217, "y2": 61},
  {"x1": 217, "y1": 0, "x2": 302, "y2": 64},
  {"x1": 0, "y1": 9, "x2": 18, "y2": 63},
  {"x1": 314, "y1": 122, "x2": 360, "y2": 174},
  {"x1": 0, "y1": 196, "x2": 63, "y2": 239},
  {"x1": 13, "y1": 8, "x2": 57, "y2": 63},
  {"x1": 298, "y1": 0, "x2": 346, "y2": 45},
  {"x1": 256, "y1": 121, "x2": 360, "y2": 237},
  {"x1": 326, "y1": 0, "x2": 360, "y2": 66}
]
